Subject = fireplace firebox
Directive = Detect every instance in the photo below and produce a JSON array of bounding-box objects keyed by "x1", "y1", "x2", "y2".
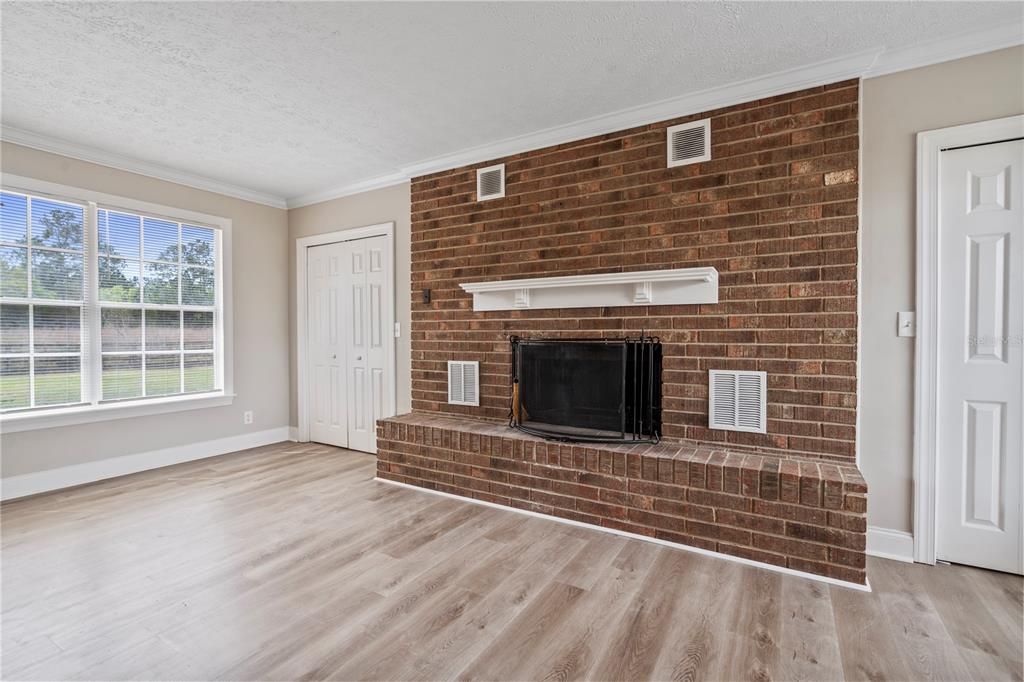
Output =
[{"x1": 510, "y1": 336, "x2": 661, "y2": 443}]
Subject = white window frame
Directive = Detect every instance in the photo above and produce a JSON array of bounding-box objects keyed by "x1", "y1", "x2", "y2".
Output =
[{"x1": 0, "y1": 174, "x2": 233, "y2": 433}]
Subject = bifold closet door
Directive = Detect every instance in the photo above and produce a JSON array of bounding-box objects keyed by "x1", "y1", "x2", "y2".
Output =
[
  {"x1": 307, "y1": 235, "x2": 390, "y2": 452},
  {"x1": 307, "y1": 241, "x2": 348, "y2": 448},
  {"x1": 344, "y1": 235, "x2": 389, "y2": 453},
  {"x1": 936, "y1": 138, "x2": 1023, "y2": 575}
]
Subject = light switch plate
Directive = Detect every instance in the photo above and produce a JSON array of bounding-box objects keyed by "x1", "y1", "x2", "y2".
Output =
[{"x1": 897, "y1": 311, "x2": 916, "y2": 337}]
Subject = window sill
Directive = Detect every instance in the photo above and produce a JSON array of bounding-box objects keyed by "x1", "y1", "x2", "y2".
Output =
[{"x1": 0, "y1": 392, "x2": 236, "y2": 434}]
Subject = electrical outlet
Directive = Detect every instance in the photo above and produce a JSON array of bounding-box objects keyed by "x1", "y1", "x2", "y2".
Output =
[{"x1": 243, "y1": 410, "x2": 254, "y2": 425}]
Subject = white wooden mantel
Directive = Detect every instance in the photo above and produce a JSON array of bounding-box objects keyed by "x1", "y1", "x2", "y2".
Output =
[{"x1": 459, "y1": 267, "x2": 718, "y2": 312}]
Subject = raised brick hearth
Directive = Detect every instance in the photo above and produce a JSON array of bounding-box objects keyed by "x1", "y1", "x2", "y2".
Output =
[{"x1": 376, "y1": 413, "x2": 867, "y2": 585}]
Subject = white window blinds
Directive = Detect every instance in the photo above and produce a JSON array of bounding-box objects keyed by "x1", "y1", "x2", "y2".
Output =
[
  {"x1": 1, "y1": 193, "x2": 85, "y2": 409},
  {"x1": 0, "y1": 189, "x2": 222, "y2": 413}
]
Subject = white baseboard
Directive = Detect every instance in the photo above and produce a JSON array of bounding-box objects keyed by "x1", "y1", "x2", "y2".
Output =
[
  {"x1": 375, "y1": 477, "x2": 872, "y2": 592},
  {"x1": 866, "y1": 526, "x2": 914, "y2": 562},
  {"x1": 288, "y1": 426, "x2": 299, "y2": 442},
  {"x1": 1, "y1": 427, "x2": 291, "y2": 501}
]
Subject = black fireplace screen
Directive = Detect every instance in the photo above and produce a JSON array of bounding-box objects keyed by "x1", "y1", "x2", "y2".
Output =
[{"x1": 510, "y1": 337, "x2": 661, "y2": 443}]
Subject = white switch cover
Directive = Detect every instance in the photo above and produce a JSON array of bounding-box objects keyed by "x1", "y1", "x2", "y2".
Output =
[{"x1": 897, "y1": 311, "x2": 916, "y2": 337}]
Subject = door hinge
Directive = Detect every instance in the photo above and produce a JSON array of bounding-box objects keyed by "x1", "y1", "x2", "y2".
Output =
[{"x1": 394, "y1": 322, "x2": 401, "y2": 338}]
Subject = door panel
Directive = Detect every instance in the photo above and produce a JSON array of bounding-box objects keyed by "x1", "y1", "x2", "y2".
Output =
[
  {"x1": 370, "y1": 283, "x2": 382, "y2": 348},
  {"x1": 966, "y1": 233, "x2": 1008, "y2": 361},
  {"x1": 353, "y1": 367, "x2": 366, "y2": 430},
  {"x1": 372, "y1": 367, "x2": 385, "y2": 429},
  {"x1": 345, "y1": 242, "x2": 370, "y2": 451},
  {"x1": 963, "y1": 401, "x2": 1004, "y2": 529},
  {"x1": 307, "y1": 243, "x2": 347, "y2": 448},
  {"x1": 365, "y1": 237, "x2": 390, "y2": 453},
  {"x1": 937, "y1": 139, "x2": 1023, "y2": 574},
  {"x1": 344, "y1": 235, "x2": 390, "y2": 453}
]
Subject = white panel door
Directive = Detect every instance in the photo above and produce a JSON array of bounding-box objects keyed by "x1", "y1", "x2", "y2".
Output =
[
  {"x1": 344, "y1": 235, "x2": 390, "y2": 453},
  {"x1": 363, "y1": 236, "x2": 391, "y2": 453},
  {"x1": 307, "y1": 242, "x2": 348, "y2": 448},
  {"x1": 937, "y1": 138, "x2": 1023, "y2": 574},
  {"x1": 307, "y1": 234, "x2": 392, "y2": 453}
]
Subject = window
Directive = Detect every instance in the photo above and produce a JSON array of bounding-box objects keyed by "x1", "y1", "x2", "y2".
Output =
[
  {"x1": 1, "y1": 193, "x2": 85, "y2": 410},
  {"x1": 96, "y1": 208, "x2": 217, "y2": 401},
  {"x1": 0, "y1": 180, "x2": 231, "y2": 429}
]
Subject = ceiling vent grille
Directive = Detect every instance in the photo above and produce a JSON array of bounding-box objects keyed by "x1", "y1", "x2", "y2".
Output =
[
  {"x1": 448, "y1": 360, "x2": 480, "y2": 406},
  {"x1": 667, "y1": 119, "x2": 711, "y2": 168},
  {"x1": 476, "y1": 163, "x2": 505, "y2": 201},
  {"x1": 708, "y1": 369, "x2": 766, "y2": 433}
]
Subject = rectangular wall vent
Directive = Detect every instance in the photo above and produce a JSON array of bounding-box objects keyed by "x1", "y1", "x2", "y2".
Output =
[
  {"x1": 708, "y1": 369, "x2": 766, "y2": 433},
  {"x1": 476, "y1": 163, "x2": 505, "y2": 201},
  {"x1": 448, "y1": 360, "x2": 480, "y2": 406},
  {"x1": 667, "y1": 119, "x2": 711, "y2": 168}
]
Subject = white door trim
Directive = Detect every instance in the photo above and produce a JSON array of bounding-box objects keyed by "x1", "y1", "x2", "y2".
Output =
[
  {"x1": 296, "y1": 222, "x2": 396, "y2": 444},
  {"x1": 914, "y1": 114, "x2": 1024, "y2": 564}
]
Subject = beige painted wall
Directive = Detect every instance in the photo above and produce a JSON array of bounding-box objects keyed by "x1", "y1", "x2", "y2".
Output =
[
  {"x1": 0, "y1": 142, "x2": 290, "y2": 478},
  {"x1": 287, "y1": 183, "x2": 412, "y2": 427},
  {"x1": 860, "y1": 46, "x2": 1024, "y2": 533}
]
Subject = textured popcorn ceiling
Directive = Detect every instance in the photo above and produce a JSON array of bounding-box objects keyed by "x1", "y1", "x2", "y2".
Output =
[{"x1": 1, "y1": 2, "x2": 1020, "y2": 202}]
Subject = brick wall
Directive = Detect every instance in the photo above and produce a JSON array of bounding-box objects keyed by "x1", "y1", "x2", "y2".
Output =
[{"x1": 410, "y1": 80, "x2": 859, "y2": 460}]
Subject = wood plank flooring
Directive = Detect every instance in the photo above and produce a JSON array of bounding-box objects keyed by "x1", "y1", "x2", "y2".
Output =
[{"x1": 2, "y1": 441, "x2": 1021, "y2": 681}]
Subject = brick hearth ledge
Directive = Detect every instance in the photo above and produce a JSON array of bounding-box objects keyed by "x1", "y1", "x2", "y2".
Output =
[{"x1": 376, "y1": 413, "x2": 867, "y2": 585}]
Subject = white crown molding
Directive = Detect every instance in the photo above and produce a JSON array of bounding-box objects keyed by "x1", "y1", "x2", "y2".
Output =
[
  {"x1": 286, "y1": 171, "x2": 407, "y2": 209},
  {"x1": 0, "y1": 126, "x2": 289, "y2": 209},
  {"x1": 864, "y1": 21, "x2": 1024, "y2": 78}
]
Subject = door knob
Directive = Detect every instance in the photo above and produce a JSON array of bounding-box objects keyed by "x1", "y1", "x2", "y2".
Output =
[
  {"x1": 356, "y1": 355, "x2": 363, "y2": 361},
  {"x1": 332, "y1": 354, "x2": 336, "y2": 359}
]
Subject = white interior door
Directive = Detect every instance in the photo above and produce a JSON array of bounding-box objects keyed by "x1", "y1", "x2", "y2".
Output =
[
  {"x1": 306, "y1": 234, "x2": 392, "y2": 453},
  {"x1": 936, "y1": 138, "x2": 1023, "y2": 574},
  {"x1": 344, "y1": 235, "x2": 390, "y2": 453},
  {"x1": 307, "y1": 242, "x2": 348, "y2": 448}
]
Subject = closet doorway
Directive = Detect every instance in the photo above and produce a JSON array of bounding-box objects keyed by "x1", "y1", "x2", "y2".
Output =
[{"x1": 296, "y1": 223, "x2": 395, "y2": 453}]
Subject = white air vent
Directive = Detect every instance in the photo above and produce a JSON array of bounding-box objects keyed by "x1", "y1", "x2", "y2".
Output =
[
  {"x1": 708, "y1": 369, "x2": 766, "y2": 433},
  {"x1": 667, "y1": 119, "x2": 711, "y2": 168},
  {"x1": 476, "y1": 163, "x2": 505, "y2": 200},
  {"x1": 448, "y1": 361, "x2": 480, "y2": 406}
]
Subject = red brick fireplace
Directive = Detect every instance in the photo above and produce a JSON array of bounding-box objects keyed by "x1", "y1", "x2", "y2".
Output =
[{"x1": 378, "y1": 79, "x2": 867, "y2": 584}]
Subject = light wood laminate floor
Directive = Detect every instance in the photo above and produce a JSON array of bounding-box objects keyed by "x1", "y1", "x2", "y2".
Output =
[{"x1": 2, "y1": 442, "x2": 1021, "y2": 681}]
